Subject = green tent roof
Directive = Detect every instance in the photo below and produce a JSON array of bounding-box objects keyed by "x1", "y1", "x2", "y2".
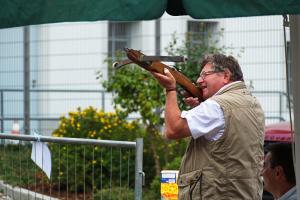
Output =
[
  {"x1": 184, "y1": 0, "x2": 300, "y2": 19},
  {"x1": 0, "y1": 0, "x2": 300, "y2": 28}
]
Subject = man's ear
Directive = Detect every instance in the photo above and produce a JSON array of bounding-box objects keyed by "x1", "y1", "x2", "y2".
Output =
[
  {"x1": 275, "y1": 166, "x2": 284, "y2": 178},
  {"x1": 223, "y1": 68, "x2": 232, "y2": 83}
]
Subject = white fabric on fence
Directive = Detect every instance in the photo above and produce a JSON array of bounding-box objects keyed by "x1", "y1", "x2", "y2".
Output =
[{"x1": 31, "y1": 140, "x2": 52, "y2": 179}]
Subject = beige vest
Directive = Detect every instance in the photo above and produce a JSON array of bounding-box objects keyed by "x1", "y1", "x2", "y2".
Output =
[{"x1": 178, "y1": 82, "x2": 264, "y2": 200}]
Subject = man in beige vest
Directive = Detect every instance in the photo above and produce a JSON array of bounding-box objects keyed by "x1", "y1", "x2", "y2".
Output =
[{"x1": 151, "y1": 54, "x2": 265, "y2": 200}]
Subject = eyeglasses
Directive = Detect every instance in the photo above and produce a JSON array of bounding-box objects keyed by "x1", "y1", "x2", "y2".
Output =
[{"x1": 199, "y1": 70, "x2": 216, "y2": 79}]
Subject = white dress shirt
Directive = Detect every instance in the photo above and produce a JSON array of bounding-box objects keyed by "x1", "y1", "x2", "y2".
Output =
[
  {"x1": 181, "y1": 99, "x2": 224, "y2": 140},
  {"x1": 181, "y1": 81, "x2": 242, "y2": 141}
]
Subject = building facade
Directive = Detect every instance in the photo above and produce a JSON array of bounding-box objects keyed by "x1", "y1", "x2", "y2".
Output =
[{"x1": 0, "y1": 14, "x2": 291, "y2": 135}]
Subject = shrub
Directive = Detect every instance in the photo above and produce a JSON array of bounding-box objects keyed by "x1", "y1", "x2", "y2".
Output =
[{"x1": 50, "y1": 106, "x2": 142, "y2": 192}]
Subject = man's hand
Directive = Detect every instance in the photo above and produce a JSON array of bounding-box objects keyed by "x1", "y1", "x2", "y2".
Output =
[
  {"x1": 184, "y1": 97, "x2": 200, "y2": 107},
  {"x1": 151, "y1": 68, "x2": 176, "y2": 90}
]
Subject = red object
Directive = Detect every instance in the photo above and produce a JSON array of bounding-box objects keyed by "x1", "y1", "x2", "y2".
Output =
[{"x1": 264, "y1": 122, "x2": 292, "y2": 142}]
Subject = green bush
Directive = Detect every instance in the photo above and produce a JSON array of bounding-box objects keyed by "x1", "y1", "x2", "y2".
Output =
[{"x1": 51, "y1": 106, "x2": 142, "y2": 192}]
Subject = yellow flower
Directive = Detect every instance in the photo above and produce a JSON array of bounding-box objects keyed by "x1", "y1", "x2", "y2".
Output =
[
  {"x1": 125, "y1": 123, "x2": 134, "y2": 130},
  {"x1": 88, "y1": 131, "x2": 93, "y2": 137},
  {"x1": 100, "y1": 118, "x2": 105, "y2": 123},
  {"x1": 98, "y1": 112, "x2": 104, "y2": 117},
  {"x1": 76, "y1": 123, "x2": 81, "y2": 130},
  {"x1": 70, "y1": 117, "x2": 75, "y2": 126}
]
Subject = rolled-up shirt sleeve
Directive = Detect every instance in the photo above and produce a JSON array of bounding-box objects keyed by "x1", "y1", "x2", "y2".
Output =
[{"x1": 181, "y1": 99, "x2": 225, "y2": 140}]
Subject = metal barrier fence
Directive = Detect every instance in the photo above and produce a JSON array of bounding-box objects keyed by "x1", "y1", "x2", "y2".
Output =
[
  {"x1": 0, "y1": 89, "x2": 291, "y2": 135},
  {"x1": 0, "y1": 89, "x2": 109, "y2": 135},
  {"x1": 0, "y1": 134, "x2": 143, "y2": 200},
  {"x1": 252, "y1": 91, "x2": 291, "y2": 123}
]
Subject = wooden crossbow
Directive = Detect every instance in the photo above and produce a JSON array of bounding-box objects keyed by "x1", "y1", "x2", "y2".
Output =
[{"x1": 113, "y1": 48, "x2": 203, "y2": 101}]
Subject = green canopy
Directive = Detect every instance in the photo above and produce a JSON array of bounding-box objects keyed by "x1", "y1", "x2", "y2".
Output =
[
  {"x1": 0, "y1": 0, "x2": 167, "y2": 28},
  {"x1": 1, "y1": 0, "x2": 300, "y2": 28},
  {"x1": 184, "y1": 0, "x2": 300, "y2": 19}
]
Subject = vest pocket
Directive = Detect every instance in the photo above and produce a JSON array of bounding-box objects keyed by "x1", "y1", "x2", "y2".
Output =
[{"x1": 178, "y1": 170, "x2": 203, "y2": 200}]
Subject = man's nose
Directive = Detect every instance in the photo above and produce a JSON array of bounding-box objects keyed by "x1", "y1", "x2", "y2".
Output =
[{"x1": 196, "y1": 76, "x2": 204, "y2": 84}]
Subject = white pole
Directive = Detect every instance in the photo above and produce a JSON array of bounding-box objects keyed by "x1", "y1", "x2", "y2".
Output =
[{"x1": 290, "y1": 14, "x2": 300, "y2": 199}]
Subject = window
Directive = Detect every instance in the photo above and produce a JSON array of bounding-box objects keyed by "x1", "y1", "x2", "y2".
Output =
[
  {"x1": 108, "y1": 22, "x2": 132, "y2": 58},
  {"x1": 187, "y1": 21, "x2": 217, "y2": 47}
]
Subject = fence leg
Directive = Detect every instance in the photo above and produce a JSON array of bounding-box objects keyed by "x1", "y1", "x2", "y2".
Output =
[{"x1": 135, "y1": 138, "x2": 143, "y2": 200}]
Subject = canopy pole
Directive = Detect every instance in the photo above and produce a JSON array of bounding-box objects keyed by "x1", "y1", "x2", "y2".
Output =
[
  {"x1": 23, "y1": 26, "x2": 30, "y2": 135},
  {"x1": 289, "y1": 15, "x2": 300, "y2": 199}
]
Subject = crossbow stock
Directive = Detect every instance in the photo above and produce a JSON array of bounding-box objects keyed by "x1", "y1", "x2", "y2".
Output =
[{"x1": 113, "y1": 48, "x2": 203, "y2": 101}]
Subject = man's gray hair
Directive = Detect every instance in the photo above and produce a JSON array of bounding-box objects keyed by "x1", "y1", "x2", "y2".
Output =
[{"x1": 201, "y1": 54, "x2": 244, "y2": 81}]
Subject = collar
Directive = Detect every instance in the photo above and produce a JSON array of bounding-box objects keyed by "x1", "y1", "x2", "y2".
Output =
[
  {"x1": 277, "y1": 186, "x2": 297, "y2": 200},
  {"x1": 214, "y1": 81, "x2": 242, "y2": 96}
]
